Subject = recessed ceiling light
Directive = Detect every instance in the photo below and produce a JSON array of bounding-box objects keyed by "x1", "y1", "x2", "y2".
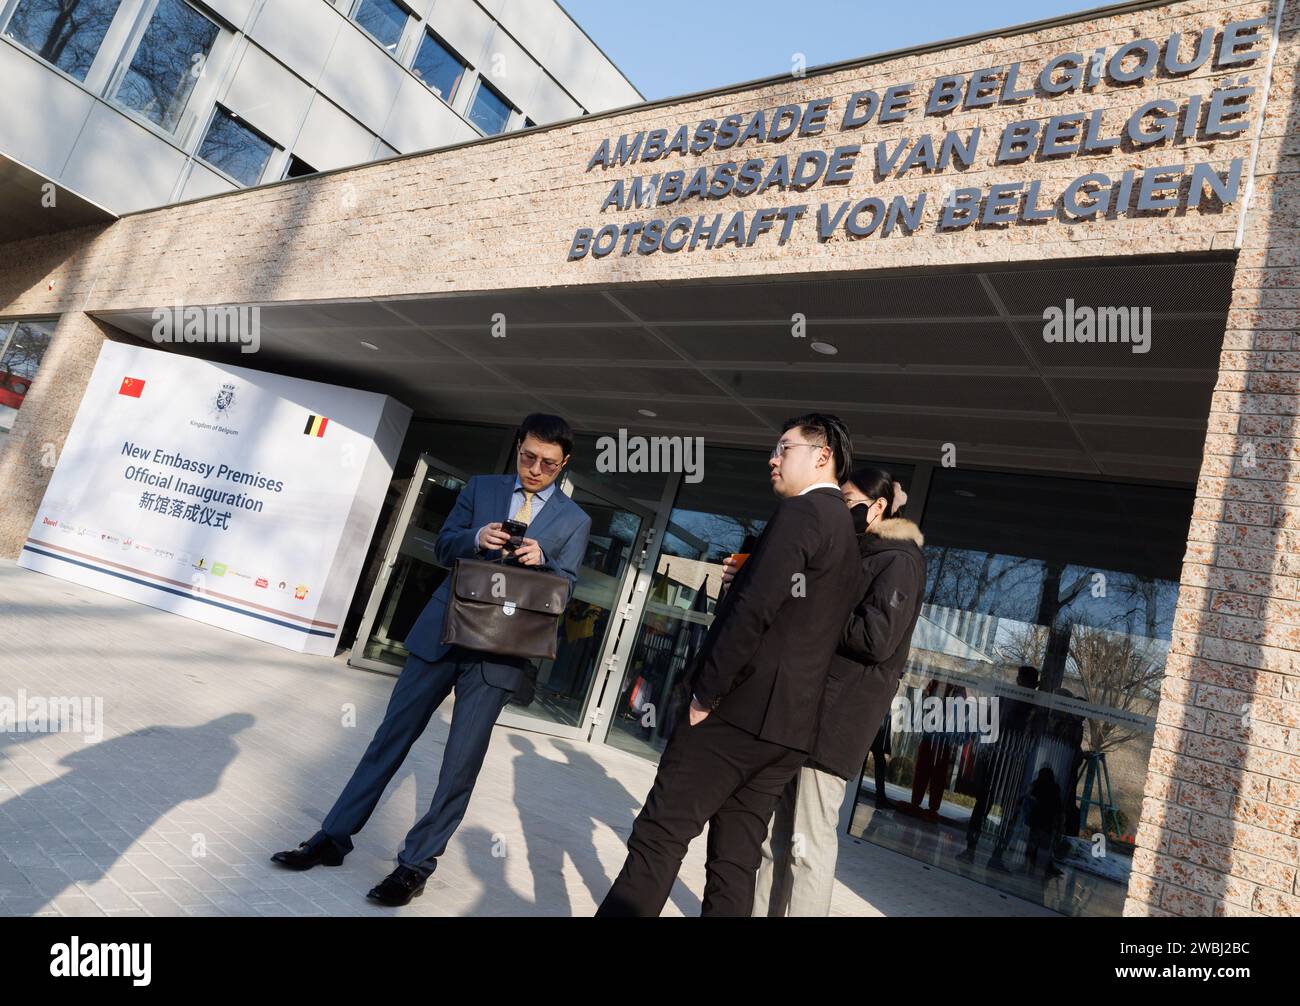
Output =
[
  {"x1": 810, "y1": 341, "x2": 838, "y2": 355},
  {"x1": 637, "y1": 408, "x2": 657, "y2": 417},
  {"x1": 359, "y1": 341, "x2": 379, "y2": 351}
]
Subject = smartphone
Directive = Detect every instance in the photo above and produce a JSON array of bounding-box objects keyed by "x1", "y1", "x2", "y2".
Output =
[{"x1": 501, "y1": 518, "x2": 528, "y2": 553}]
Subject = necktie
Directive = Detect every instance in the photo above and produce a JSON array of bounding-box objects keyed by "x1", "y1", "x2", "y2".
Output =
[{"x1": 512, "y1": 490, "x2": 535, "y2": 524}]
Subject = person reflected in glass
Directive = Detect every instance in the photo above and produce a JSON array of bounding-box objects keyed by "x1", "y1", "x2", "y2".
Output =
[
  {"x1": 957, "y1": 663, "x2": 1039, "y2": 871},
  {"x1": 1024, "y1": 766, "x2": 1066, "y2": 878}
]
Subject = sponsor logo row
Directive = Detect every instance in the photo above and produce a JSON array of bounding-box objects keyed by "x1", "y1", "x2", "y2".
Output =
[{"x1": 38, "y1": 516, "x2": 310, "y2": 601}]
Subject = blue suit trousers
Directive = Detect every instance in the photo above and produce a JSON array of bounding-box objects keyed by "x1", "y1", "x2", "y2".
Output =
[{"x1": 315, "y1": 648, "x2": 519, "y2": 877}]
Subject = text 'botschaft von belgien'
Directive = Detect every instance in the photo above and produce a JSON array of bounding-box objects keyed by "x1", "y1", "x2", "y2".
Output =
[{"x1": 567, "y1": 16, "x2": 1269, "y2": 260}]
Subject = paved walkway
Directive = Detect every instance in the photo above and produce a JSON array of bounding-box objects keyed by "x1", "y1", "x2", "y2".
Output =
[{"x1": 0, "y1": 560, "x2": 1055, "y2": 917}]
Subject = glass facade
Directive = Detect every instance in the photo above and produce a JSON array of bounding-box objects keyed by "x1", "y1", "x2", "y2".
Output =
[
  {"x1": 604, "y1": 447, "x2": 778, "y2": 760},
  {"x1": 112, "y1": 0, "x2": 219, "y2": 133},
  {"x1": 1, "y1": 0, "x2": 606, "y2": 219},
  {"x1": 522, "y1": 482, "x2": 646, "y2": 730},
  {"x1": 348, "y1": 418, "x2": 1191, "y2": 916},
  {"x1": 0, "y1": 319, "x2": 55, "y2": 444},
  {"x1": 467, "y1": 79, "x2": 512, "y2": 135},
  {"x1": 569, "y1": 431, "x2": 671, "y2": 504},
  {"x1": 848, "y1": 468, "x2": 1190, "y2": 917},
  {"x1": 4, "y1": 0, "x2": 122, "y2": 81},
  {"x1": 411, "y1": 29, "x2": 464, "y2": 102},
  {"x1": 352, "y1": 0, "x2": 407, "y2": 55},
  {"x1": 198, "y1": 106, "x2": 275, "y2": 186},
  {"x1": 356, "y1": 462, "x2": 468, "y2": 667}
]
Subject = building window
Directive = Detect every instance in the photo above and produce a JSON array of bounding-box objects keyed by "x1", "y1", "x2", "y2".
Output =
[
  {"x1": 0, "y1": 319, "x2": 55, "y2": 442},
  {"x1": 845, "y1": 466, "x2": 1192, "y2": 917},
  {"x1": 350, "y1": 0, "x2": 407, "y2": 55},
  {"x1": 467, "y1": 78, "x2": 512, "y2": 135},
  {"x1": 197, "y1": 106, "x2": 275, "y2": 186},
  {"x1": 112, "y1": 0, "x2": 219, "y2": 133},
  {"x1": 410, "y1": 29, "x2": 464, "y2": 102},
  {"x1": 282, "y1": 154, "x2": 316, "y2": 180},
  {"x1": 3, "y1": 0, "x2": 123, "y2": 81}
]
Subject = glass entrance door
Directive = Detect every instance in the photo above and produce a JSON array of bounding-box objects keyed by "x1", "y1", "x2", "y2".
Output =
[
  {"x1": 349, "y1": 455, "x2": 661, "y2": 742},
  {"x1": 496, "y1": 473, "x2": 655, "y2": 740},
  {"x1": 349, "y1": 454, "x2": 470, "y2": 671}
]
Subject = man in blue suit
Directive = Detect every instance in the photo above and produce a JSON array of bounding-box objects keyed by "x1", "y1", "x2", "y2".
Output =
[{"x1": 272, "y1": 414, "x2": 592, "y2": 906}]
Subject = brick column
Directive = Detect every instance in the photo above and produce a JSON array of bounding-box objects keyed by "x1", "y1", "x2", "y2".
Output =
[
  {"x1": 0, "y1": 312, "x2": 135, "y2": 560},
  {"x1": 1125, "y1": 0, "x2": 1300, "y2": 917}
]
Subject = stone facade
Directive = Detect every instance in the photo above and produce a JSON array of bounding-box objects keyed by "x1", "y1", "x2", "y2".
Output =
[{"x1": 1130, "y1": 0, "x2": 1300, "y2": 918}]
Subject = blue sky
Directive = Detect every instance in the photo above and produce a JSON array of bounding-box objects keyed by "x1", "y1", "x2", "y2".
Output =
[{"x1": 560, "y1": 0, "x2": 1107, "y2": 100}]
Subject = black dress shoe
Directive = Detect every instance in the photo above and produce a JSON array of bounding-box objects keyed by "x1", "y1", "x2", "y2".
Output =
[
  {"x1": 270, "y1": 835, "x2": 345, "y2": 871},
  {"x1": 366, "y1": 865, "x2": 427, "y2": 907}
]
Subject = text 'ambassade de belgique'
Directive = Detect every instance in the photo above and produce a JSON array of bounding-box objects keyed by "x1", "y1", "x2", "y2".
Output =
[{"x1": 568, "y1": 16, "x2": 1267, "y2": 259}]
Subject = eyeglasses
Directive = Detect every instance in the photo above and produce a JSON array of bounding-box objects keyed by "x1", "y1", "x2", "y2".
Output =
[
  {"x1": 770, "y1": 440, "x2": 828, "y2": 460},
  {"x1": 518, "y1": 448, "x2": 563, "y2": 474}
]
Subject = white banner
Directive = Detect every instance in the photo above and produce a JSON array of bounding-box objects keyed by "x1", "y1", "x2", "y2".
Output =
[{"x1": 19, "y1": 341, "x2": 411, "y2": 655}]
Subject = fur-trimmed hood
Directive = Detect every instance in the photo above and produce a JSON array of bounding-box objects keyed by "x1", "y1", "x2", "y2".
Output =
[
  {"x1": 868, "y1": 516, "x2": 924, "y2": 549},
  {"x1": 820, "y1": 513, "x2": 928, "y2": 780}
]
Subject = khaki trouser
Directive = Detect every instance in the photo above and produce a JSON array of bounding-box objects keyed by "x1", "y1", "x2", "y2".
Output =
[{"x1": 752, "y1": 764, "x2": 847, "y2": 917}]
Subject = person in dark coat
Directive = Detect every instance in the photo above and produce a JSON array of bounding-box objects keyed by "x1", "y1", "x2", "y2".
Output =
[
  {"x1": 1024, "y1": 766, "x2": 1065, "y2": 878},
  {"x1": 868, "y1": 713, "x2": 892, "y2": 808},
  {"x1": 597, "y1": 414, "x2": 864, "y2": 917},
  {"x1": 957, "y1": 664, "x2": 1040, "y2": 871},
  {"x1": 753, "y1": 468, "x2": 927, "y2": 916}
]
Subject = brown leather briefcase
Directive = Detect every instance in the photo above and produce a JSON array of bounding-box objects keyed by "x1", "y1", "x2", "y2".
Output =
[{"x1": 440, "y1": 557, "x2": 569, "y2": 661}]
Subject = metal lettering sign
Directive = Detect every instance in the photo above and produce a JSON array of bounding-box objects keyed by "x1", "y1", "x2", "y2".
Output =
[{"x1": 569, "y1": 17, "x2": 1269, "y2": 259}]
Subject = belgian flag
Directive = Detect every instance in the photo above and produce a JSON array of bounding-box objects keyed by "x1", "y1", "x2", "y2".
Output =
[{"x1": 303, "y1": 414, "x2": 329, "y2": 438}]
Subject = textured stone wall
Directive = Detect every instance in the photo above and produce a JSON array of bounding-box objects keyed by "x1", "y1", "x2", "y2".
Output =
[
  {"x1": 0, "y1": 0, "x2": 1270, "y2": 319},
  {"x1": 1124, "y1": 0, "x2": 1300, "y2": 918}
]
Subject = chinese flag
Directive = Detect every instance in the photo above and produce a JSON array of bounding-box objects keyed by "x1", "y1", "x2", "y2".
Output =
[{"x1": 119, "y1": 376, "x2": 145, "y2": 398}]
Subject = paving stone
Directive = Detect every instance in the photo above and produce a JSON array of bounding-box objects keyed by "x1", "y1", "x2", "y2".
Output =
[{"x1": 0, "y1": 560, "x2": 1055, "y2": 918}]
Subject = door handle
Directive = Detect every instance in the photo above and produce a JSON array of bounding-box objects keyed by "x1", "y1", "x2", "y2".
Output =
[{"x1": 633, "y1": 526, "x2": 658, "y2": 570}]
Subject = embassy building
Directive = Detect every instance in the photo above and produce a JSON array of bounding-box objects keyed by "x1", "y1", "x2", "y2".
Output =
[{"x1": 2, "y1": 0, "x2": 1299, "y2": 918}]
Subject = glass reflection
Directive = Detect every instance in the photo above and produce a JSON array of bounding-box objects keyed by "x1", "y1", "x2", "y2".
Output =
[
  {"x1": 5, "y1": 0, "x2": 123, "y2": 81},
  {"x1": 198, "y1": 107, "x2": 273, "y2": 186},
  {"x1": 512, "y1": 491, "x2": 642, "y2": 729},
  {"x1": 0, "y1": 320, "x2": 55, "y2": 445},
  {"x1": 360, "y1": 468, "x2": 467, "y2": 666},
  {"x1": 850, "y1": 468, "x2": 1188, "y2": 917},
  {"x1": 605, "y1": 447, "x2": 773, "y2": 759},
  {"x1": 113, "y1": 0, "x2": 218, "y2": 132}
]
